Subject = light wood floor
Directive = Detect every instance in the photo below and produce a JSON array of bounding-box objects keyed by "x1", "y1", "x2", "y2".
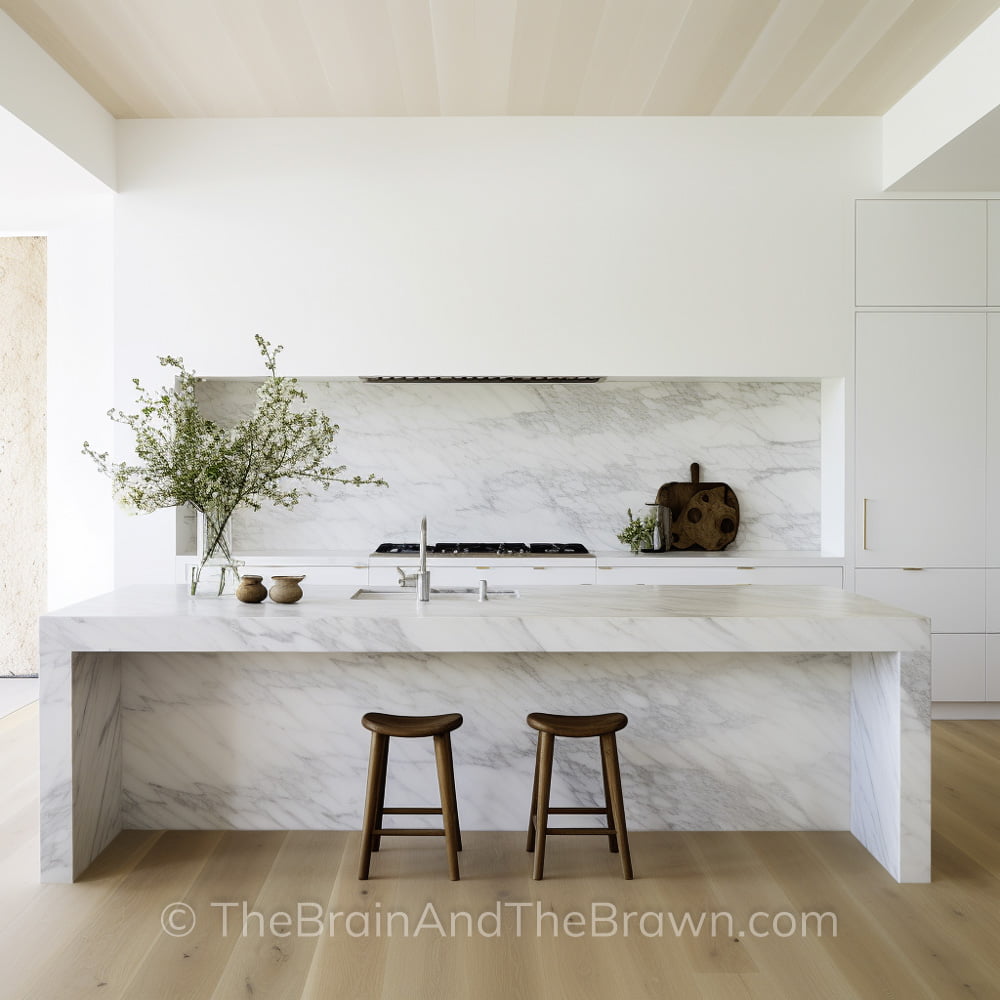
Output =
[{"x1": 2, "y1": 704, "x2": 999, "y2": 1000}]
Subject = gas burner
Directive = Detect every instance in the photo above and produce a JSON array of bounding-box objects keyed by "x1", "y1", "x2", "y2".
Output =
[
  {"x1": 435, "y1": 542, "x2": 530, "y2": 555},
  {"x1": 373, "y1": 542, "x2": 422, "y2": 555},
  {"x1": 528, "y1": 543, "x2": 591, "y2": 555},
  {"x1": 373, "y1": 541, "x2": 591, "y2": 557}
]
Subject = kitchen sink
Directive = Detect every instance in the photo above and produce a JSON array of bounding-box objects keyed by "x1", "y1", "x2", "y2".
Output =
[{"x1": 350, "y1": 587, "x2": 519, "y2": 600}]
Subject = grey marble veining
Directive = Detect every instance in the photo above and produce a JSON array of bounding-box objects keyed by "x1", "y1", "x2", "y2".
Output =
[
  {"x1": 192, "y1": 379, "x2": 821, "y2": 552},
  {"x1": 120, "y1": 651, "x2": 849, "y2": 833},
  {"x1": 39, "y1": 584, "x2": 930, "y2": 884}
]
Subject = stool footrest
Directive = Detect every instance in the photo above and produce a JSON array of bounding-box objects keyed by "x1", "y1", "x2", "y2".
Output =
[
  {"x1": 545, "y1": 827, "x2": 616, "y2": 836},
  {"x1": 373, "y1": 828, "x2": 446, "y2": 837},
  {"x1": 546, "y1": 807, "x2": 608, "y2": 815},
  {"x1": 382, "y1": 807, "x2": 443, "y2": 815}
]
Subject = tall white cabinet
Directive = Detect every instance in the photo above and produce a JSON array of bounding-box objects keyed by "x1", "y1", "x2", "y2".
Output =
[{"x1": 855, "y1": 199, "x2": 998, "y2": 705}]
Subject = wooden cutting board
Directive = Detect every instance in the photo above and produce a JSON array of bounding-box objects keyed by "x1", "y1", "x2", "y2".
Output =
[{"x1": 654, "y1": 462, "x2": 739, "y2": 551}]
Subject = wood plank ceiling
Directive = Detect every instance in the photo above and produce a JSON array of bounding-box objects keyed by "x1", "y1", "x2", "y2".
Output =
[{"x1": 2, "y1": 0, "x2": 998, "y2": 119}]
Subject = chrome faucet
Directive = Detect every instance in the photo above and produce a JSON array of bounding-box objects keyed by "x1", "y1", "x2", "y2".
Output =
[
  {"x1": 397, "y1": 566, "x2": 417, "y2": 588},
  {"x1": 416, "y1": 516, "x2": 430, "y2": 601}
]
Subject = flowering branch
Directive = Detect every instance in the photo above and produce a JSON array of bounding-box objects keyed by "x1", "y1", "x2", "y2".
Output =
[{"x1": 83, "y1": 335, "x2": 387, "y2": 520}]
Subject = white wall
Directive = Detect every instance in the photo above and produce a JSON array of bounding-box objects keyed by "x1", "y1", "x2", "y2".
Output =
[
  {"x1": 0, "y1": 108, "x2": 115, "y2": 613},
  {"x1": 0, "y1": 11, "x2": 115, "y2": 189},
  {"x1": 113, "y1": 116, "x2": 880, "y2": 584},
  {"x1": 882, "y1": 8, "x2": 1000, "y2": 191}
]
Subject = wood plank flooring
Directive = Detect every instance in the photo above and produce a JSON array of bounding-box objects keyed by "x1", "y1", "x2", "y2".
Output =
[{"x1": 2, "y1": 702, "x2": 999, "y2": 999}]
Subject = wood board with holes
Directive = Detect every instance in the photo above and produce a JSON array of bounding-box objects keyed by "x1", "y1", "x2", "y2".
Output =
[{"x1": 654, "y1": 462, "x2": 739, "y2": 551}]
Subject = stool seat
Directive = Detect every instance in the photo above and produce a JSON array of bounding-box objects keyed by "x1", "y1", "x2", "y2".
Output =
[
  {"x1": 362, "y1": 712, "x2": 463, "y2": 738},
  {"x1": 527, "y1": 712, "x2": 628, "y2": 738}
]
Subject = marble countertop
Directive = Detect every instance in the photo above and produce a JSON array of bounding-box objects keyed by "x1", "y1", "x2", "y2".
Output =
[
  {"x1": 176, "y1": 549, "x2": 844, "y2": 567},
  {"x1": 41, "y1": 584, "x2": 928, "y2": 655}
]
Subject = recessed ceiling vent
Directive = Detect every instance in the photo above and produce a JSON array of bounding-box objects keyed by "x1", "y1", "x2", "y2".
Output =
[{"x1": 360, "y1": 376, "x2": 604, "y2": 384}]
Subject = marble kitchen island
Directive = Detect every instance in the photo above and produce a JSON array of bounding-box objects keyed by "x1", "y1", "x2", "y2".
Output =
[{"x1": 40, "y1": 584, "x2": 930, "y2": 884}]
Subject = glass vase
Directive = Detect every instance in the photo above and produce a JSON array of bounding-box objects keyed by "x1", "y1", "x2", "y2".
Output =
[{"x1": 191, "y1": 506, "x2": 244, "y2": 597}]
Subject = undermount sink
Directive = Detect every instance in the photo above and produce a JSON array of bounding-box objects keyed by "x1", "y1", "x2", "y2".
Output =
[{"x1": 350, "y1": 587, "x2": 519, "y2": 600}]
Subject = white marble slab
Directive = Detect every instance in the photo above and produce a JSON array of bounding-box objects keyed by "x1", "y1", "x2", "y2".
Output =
[
  {"x1": 39, "y1": 584, "x2": 930, "y2": 884},
  {"x1": 192, "y1": 379, "x2": 822, "y2": 553},
  {"x1": 120, "y1": 650, "x2": 850, "y2": 833}
]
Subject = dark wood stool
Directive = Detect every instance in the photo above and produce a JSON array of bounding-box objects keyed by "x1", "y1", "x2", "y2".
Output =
[
  {"x1": 526, "y1": 711, "x2": 633, "y2": 880},
  {"x1": 358, "y1": 712, "x2": 463, "y2": 881}
]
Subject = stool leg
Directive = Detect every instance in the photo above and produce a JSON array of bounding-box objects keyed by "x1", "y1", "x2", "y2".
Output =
[
  {"x1": 599, "y1": 742, "x2": 619, "y2": 854},
  {"x1": 532, "y1": 732, "x2": 555, "y2": 881},
  {"x1": 359, "y1": 732, "x2": 389, "y2": 880},
  {"x1": 371, "y1": 734, "x2": 390, "y2": 852},
  {"x1": 438, "y1": 730, "x2": 462, "y2": 852},
  {"x1": 600, "y1": 733, "x2": 633, "y2": 880},
  {"x1": 526, "y1": 732, "x2": 543, "y2": 852},
  {"x1": 434, "y1": 732, "x2": 461, "y2": 881}
]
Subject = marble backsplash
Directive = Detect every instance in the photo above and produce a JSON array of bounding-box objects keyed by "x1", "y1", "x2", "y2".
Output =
[{"x1": 190, "y1": 379, "x2": 821, "y2": 553}]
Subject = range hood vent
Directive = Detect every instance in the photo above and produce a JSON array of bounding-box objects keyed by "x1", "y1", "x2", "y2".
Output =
[{"x1": 360, "y1": 376, "x2": 604, "y2": 384}]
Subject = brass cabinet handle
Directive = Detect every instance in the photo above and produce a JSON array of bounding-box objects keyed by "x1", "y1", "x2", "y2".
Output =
[
  {"x1": 902, "y1": 567, "x2": 924, "y2": 571},
  {"x1": 863, "y1": 498, "x2": 870, "y2": 550}
]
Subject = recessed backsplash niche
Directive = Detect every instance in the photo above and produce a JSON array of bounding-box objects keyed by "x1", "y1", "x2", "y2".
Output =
[{"x1": 190, "y1": 379, "x2": 821, "y2": 553}]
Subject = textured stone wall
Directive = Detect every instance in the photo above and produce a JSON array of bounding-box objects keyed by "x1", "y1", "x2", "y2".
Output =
[{"x1": 0, "y1": 237, "x2": 46, "y2": 677}]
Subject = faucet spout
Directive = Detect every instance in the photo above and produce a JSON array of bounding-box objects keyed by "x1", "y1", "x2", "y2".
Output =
[{"x1": 416, "y1": 516, "x2": 430, "y2": 601}]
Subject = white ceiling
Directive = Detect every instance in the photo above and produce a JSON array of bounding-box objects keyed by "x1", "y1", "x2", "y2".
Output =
[{"x1": 1, "y1": 0, "x2": 999, "y2": 119}]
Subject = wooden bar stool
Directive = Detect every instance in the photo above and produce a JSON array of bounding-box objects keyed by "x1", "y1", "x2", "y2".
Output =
[
  {"x1": 526, "y1": 711, "x2": 633, "y2": 880},
  {"x1": 358, "y1": 712, "x2": 464, "y2": 881}
]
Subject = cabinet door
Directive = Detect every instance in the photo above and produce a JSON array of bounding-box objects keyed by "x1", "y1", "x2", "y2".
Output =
[
  {"x1": 854, "y1": 569, "x2": 985, "y2": 633},
  {"x1": 856, "y1": 200, "x2": 987, "y2": 307},
  {"x1": 987, "y1": 635, "x2": 1000, "y2": 700},
  {"x1": 241, "y1": 564, "x2": 369, "y2": 586},
  {"x1": 988, "y1": 315, "x2": 1000, "y2": 564},
  {"x1": 856, "y1": 312, "x2": 986, "y2": 567},
  {"x1": 989, "y1": 201, "x2": 1000, "y2": 307},
  {"x1": 932, "y1": 634, "x2": 986, "y2": 702},
  {"x1": 595, "y1": 566, "x2": 842, "y2": 586},
  {"x1": 369, "y1": 564, "x2": 595, "y2": 587},
  {"x1": 988, "y1": 569, "x2": 1000, "y2": 633}
]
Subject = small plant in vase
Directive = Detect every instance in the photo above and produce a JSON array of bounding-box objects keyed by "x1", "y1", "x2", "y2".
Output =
[
  {"x1": 84, "y1": 335, "x2": 387, "y2": 596},
  {"x1": 616, "y1": 508, "x2": 657, "y2": 554}
]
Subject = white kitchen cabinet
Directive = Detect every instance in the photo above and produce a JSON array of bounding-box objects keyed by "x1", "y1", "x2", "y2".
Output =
[
  {"x1": 989, "y1": 201, "x2": 1000, "y2": 306},
  {"x1": 932, "y1": 634, "x2": 987, "y2": 702},
  {"x1": 987, "y1": 635, "x2": 1000, "y2": 700},
  {"x1": 988, "y1": 315, "x2": 1000, "y2": 565},
  {"x1": 178, "y1": 560, "x2": 370, "y2": 587},
  {"x1": 856, "y1": 200, "x2": 987, "y2": 307},
  {"x1": 854, "y1": 569, "x2": 985, "y2": 633},
  {"x1": 595, "y1": 565, "x2": 842, "y2": 586},
  {"x1": 987, "y1": 570, "x2": 1000, "y2": 633},
  {"x1": 369, "y1": 562, "x2": 596, "y2": 588},
  {"x1": 260, "y1": 565, "x2": 369, "y2": 586},
  {"x1": 856, "y1": 311, "x2": 987, "y2": 568},
  {"x1": 855, "y1": 569, "x2": 987, "y2": 702}
]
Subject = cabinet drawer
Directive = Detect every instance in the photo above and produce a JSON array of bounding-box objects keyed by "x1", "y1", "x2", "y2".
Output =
[
  {"x1": 854, "y1": 569, "x2": 985, "y2": 633},
  {"x1": 987, "y1": 569, "x2": 1000, "y2": 633},
  {"x1": 595, "y1": 566, "x2": 842, "y2": 586},
  {"x1": 987, "y1": 635, "x2": 1000, "y2": 701},
  {"x1": 242, "y1": 564, "x2": 370, "y2": 586},
  {"x1": 856, "y1": 200, "x2": 987, "y2": 306},
  {"x1": 370, "y1": 565, "x2": 595, "y2": 587},
  {"x1": 932, "y1": 634, "x2": 986, "y2": 702}
]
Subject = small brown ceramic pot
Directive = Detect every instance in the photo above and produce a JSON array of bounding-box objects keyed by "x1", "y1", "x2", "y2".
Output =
[
  {"x1": 269, "y1": 575, "x2": 305, "y2": 604},
  {"x1": 235, "y1": 574, "x2": 267, "y2": 604}
]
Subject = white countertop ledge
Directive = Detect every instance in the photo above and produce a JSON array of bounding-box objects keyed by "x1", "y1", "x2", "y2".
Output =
[{"x1": 43, "y1": 584, "x2": 928, "y2": 655}]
